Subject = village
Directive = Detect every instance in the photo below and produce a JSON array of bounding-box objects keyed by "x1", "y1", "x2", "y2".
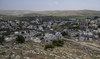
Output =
[
  {"x1": 0, "y1": 16, "x2": 100, "y2": 59},
  {"x1": 0, "y1": 16, "x2": 100, "y2": 43},
  {"x1": 1, "y1": 0, "x2": 100, "y2": 58}
]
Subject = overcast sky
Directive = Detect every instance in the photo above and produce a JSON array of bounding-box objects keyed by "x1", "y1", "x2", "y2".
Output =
[{"x1": 0, "y1": 0, "x2": 100, "y2": 11}]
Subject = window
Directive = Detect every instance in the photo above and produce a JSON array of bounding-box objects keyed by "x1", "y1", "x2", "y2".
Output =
[
  {"x1": 25, "y1": 36, "x2": 26, "y2": 38},
  {"x1": 46, "y1": 40, "x2": 48, "y2": 42}
]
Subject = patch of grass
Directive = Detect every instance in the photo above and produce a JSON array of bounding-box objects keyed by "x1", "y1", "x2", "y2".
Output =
[{"x1": 44, "y1": 44, "x2": 55, "y2": 50}]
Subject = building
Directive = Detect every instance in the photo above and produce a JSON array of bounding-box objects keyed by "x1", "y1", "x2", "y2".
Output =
[{"x1": 42, "y1": 32, "x2": 62, "y2": 43}]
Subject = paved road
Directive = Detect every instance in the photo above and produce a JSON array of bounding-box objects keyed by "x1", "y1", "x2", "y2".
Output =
[{"x1": 64, "y1": 38, "x2": 100, "y2": 51}]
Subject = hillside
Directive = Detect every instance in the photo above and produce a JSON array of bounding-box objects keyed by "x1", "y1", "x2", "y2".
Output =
[
  {"x1": 0, "y1": 10, "x2": 34, "y2": 16},
  {"x1": 0, "y1": 39, "x2": 100, "y2": 59},
  {"x1": 0, "y1": 10, "x2": 100, "y2": 16},
  {"x1": 37, "y1": 10, "x2": 100, "y2": 16}
]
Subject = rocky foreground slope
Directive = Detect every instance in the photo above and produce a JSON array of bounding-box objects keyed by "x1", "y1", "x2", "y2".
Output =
[{"x1": 0, "y1": 39, "x2": 100, "y2": 59}]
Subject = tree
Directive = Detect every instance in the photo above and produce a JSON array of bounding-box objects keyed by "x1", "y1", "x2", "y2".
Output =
[
  {"x1": 0, "y1": 36, "x2": 5, "y2": 44},
  {"x1": 61, "y1": 31, "x2": 67, "y2": 36},
  {"x1": 94, "y1": 16, "x2": 99, "y2": 19},
  {"x1": 98, "y1": 25, "x2": 100, "y2": 28},
  {"x1": 16, "y1": 35, "x2": 25, "y2": 43}
]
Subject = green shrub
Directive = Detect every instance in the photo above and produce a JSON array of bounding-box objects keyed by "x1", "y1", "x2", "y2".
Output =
[
  {"x1": 16, "y1": 35, "x2": 25, "y2": 43},
  {"x1": 0, "y1": 36, "x2": 5, "y2": 44},
  {"x1": 52, "y1": 40, "x2": 64, "y2": 47},
  {"x1": 44, "y1": 44, "x2": 55, "y2": 50},
  {"x1": 61, "y1": 31, "x2": 67, "y2": 36}
]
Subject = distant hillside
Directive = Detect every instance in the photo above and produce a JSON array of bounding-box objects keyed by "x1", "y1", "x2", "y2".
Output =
[
  {"x1": 35, "y1": 10, "x2": 100, "y2": 16},
  {"x1": 0, "y1": 10, "x2": 34, "y2": 16},
  {"x1": 0, "y1": 10, "x2": 100, "y2": 16}
]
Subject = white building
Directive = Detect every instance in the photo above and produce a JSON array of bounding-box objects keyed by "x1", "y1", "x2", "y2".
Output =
[
  {"x1": 42, "y1": 32, "x2": 62, "y2": 43},
  {"x1": 78, "y1": 31, "x2": 96, "y2": 41},
  {"x1": 33, "y1": 38, "x2": 41, "y2": 43}
]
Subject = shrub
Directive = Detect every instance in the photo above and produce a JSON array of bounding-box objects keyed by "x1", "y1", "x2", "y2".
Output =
[
  {"x1": 16, "y1": 35, "x2": 25, "y2": 43},
  {"x1": 61, "y1": 31, "x2": 67, "y2": 36},
  {"x1": 94, "y1": 16, "x2": 99, "y2": 19},
  {"x1": 0, "y1": 36, "x2": 5, "y2": 44},
  {"x1": 52, "y1": 40, "x2": 64, "y2": 47},
  {"x1": 98, "y1": 25, "x2": 100, "y2": 28},
  {"x1": 44, "y1": 44, "x2": 55, "y2": 50}
]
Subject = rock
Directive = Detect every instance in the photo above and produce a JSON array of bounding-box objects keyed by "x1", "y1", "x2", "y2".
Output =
[
  {"x1": 62, "y1": 56, "x2": 66, "y2": 58},
  {"x1": 24, "y1": 57, "x2": 30, "y2": 59},
  {"x1": 45, "y1": 56, "x2": 47, "y2": 59},
  {"x1": 75, "y1": 57, "x2": 80, "y2": 59},
  {"x1": 11, "y1": 54, "x2": 15, "y2": 59},
  {"x1": 15, "y1": 55, "x2": 20, "y2": 59},
  {"x1": 55, "y1": 57, "x2": 58, "y2": 59}
]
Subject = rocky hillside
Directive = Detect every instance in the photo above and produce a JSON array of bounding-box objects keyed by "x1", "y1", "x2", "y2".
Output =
[{"x1": 0, "y1": 39, "x2": 100, "y2": 59}]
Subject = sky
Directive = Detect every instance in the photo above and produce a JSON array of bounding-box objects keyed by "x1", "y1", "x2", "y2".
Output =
[{"x1": 0, "y1": 0, "x2": 100, "y2": 11}]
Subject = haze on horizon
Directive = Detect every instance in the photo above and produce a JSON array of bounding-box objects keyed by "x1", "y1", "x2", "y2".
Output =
[{"x1": 0, "y1": 0, "x2": 100, "y2": 11}]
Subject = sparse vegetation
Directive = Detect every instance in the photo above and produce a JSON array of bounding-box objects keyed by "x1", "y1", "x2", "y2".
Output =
[
  {"x1": 61, "y1": 31, "x2": 67, "y2": 36},
  {"x1": 52, "y1": 40, "x2": 64, "y2": 47},
  {"x1": 0, "y1": 36, "x2": 5, "y2": 44},
  {"x1": 44, "y1": 44, "x2": 55, "y2": 50}
]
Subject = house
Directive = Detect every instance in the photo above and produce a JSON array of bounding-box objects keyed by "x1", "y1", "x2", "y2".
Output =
[
  {"x1": 38, "y1": 25, "x2": 44, "y2": 31},
  {"x1": 14, "y1": 31, "x2": 20, "y2": 35},
  {"x1": 23, "y1": 34, "x2": 33, "y2": 41},
  {"x1": 5, "y1": 35, "x2": 16, "y2": 42},
  {"x1": 33, "y1": 38, "x2": 41, "y2": 43},
  {"x1": 78, "y1": 31, "x2": 96, "y2": 41},
  {"x1": 55, "y1": 32, "x2": 62, "y2": 39},
  {"x1": 27, "y1": 25, "x2": 34, "y2": 29},
  {"x1": 66, "y1": 30, "x2": 78, "y2": 37},
  {"x1": 42, "y1": 32, "x2": 62, "y2": 43},
  {"x1": 14, "y1": 30, "x2": 39, "y2": 41}
]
